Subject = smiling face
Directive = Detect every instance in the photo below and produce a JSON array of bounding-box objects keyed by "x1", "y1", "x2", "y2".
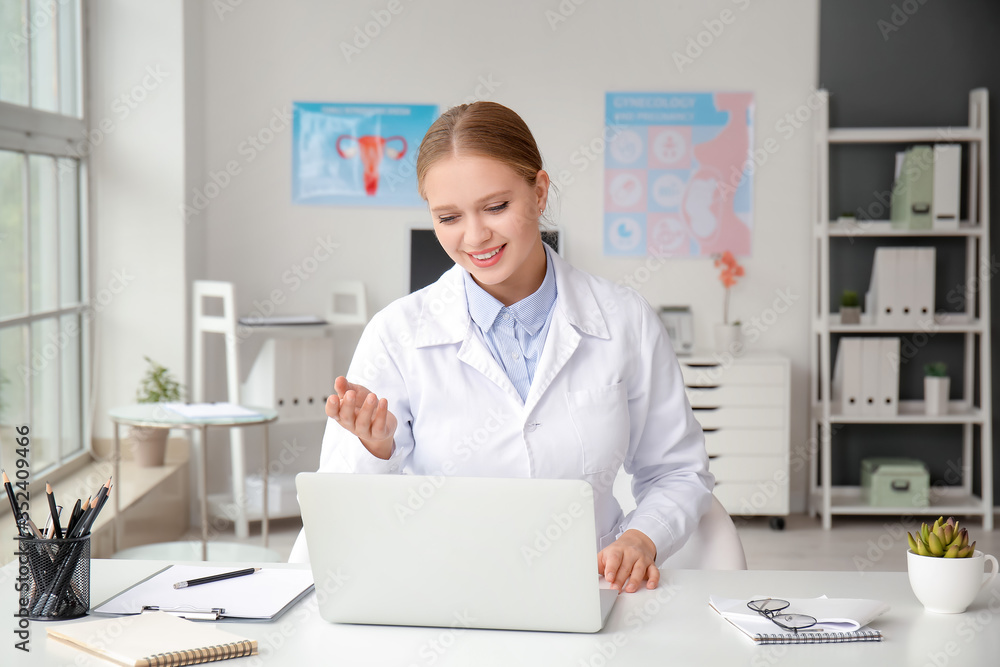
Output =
[{"x1": 424, "y1": 153, "x2": 550, "y2": 306}]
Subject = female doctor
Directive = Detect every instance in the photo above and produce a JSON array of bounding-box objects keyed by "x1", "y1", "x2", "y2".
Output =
[{"x1": 289, "y1": 102, "x2": 714, "y2": 593}]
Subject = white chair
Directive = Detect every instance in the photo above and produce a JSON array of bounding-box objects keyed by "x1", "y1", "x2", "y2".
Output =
[
  {"x1": 191, "y1": 280, "x2": 252, "y2": 540},
  {"x1": 661, "y1": 494, "x2": 747, "y2": 570}
]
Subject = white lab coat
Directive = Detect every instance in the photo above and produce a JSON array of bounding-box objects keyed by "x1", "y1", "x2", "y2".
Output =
[{"x1": 289, "y1": 249, "x2": 713, "y2": 563}]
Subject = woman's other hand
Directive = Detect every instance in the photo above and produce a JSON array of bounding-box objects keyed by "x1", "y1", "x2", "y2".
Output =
[
  {"x1": 597, "y1": 529, "x2": 659, "y2": 593},
  {"x1": 326, "y1": 376, "x2": 397, "y2": 460}
]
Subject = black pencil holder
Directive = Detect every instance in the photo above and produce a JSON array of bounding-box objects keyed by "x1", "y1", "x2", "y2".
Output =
[{"x1": 16, "y1": 535, "x2": 90, "y2": 620}]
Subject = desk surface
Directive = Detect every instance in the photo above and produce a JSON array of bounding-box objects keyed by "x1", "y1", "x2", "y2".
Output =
[{"x1": 3, "y1": 559, "x2": 999, "y2": 666}]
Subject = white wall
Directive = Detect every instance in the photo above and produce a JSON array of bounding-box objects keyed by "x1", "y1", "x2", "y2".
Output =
[
  {"x1": 160, "y1": 0, "x2": 820, "y2": 510},
  {"x1": 89, "y1": 0, "x2": 188, "y2": 437}
]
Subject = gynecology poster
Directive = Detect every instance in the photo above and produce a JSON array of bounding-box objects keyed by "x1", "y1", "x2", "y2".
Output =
[
  {"x1": 603, "y1": 92, "x2": 754, "y2": 258},
  {"x1": 292, "y1": 102, "x2": 437, "y2": 206}
]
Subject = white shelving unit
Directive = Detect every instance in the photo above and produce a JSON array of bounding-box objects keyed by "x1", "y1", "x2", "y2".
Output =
[{"x1": 809, "y1": 89, "x2": 993, "y2": 530}]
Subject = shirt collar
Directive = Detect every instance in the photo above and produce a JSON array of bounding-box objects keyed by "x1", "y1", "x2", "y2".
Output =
[{"x1": 463, "y1": 245, "x2": 557, "y2": 334}]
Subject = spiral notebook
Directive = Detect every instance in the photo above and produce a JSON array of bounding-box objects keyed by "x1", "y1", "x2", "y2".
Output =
[
  {"x1": 709, "y1": 595, "x2": 888, "y2": 645},
  {"x1": 47, "y1": 611, "x2": 256, "y2": 666}
]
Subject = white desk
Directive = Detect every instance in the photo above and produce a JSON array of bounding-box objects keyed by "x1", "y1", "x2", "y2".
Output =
[{"x1": 3, "y1": 559, "x2": 999, "y2": 665}]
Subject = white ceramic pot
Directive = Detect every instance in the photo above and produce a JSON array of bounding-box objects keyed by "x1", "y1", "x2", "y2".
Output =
[
  {"x1": 713, "y1": 323, "x2": 741, "y2": 353},
  {"x1": 924, "y1": 376, "x2": 950, "y2": 416},
  {"x1": 907, "y1": 550, "x2": 998, "y2": 613}
]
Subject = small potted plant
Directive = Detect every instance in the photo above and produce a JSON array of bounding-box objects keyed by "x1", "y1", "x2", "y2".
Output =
[
  {"x1": 840, "y1": 289, "x2": 861, "y2": 325},
  {"x1": 923, "y1": 362, "x2": 949, "y2": 416},
  {"x1": 907, "y1": 517, "x2": 997, "y2": 613},
  {"x1": 133, "y1": 356, "x2": 184, "y2": 467},
  {"x1": 712, "y1": 251, "x2": 744, "y2": 352}
]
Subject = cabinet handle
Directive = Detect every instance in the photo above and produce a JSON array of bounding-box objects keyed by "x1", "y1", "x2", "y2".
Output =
[
  {"x1": 686, "y1": 385, "x2": 721, "y2": 390},
  {"x1": 702, "y1": 427, "x2": 720, "y2": 432},
  {"x1": 692, "y1": 407, "x2": 720, "y2": 412},
  {"x1": 684, "y1": 363, "x2": 721, "y2": 369}
]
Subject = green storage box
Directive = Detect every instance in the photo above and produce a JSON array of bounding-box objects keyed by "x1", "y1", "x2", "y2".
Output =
[{"x1": 861, "y1": 458, "x2": 930, "y2": 507}]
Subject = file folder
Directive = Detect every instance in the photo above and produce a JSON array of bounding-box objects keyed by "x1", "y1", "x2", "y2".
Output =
[
  {"x1": 932, "y1": 144, "x2": 961, "y2": 230},
  {"x1": 301, "y1": 337, "x2": 334, "y2": 421},
  {"x1": 877, "y1": 338, "x2": 900, "y2": 416},
  {"x1": 914, "y1": 247, "x2": 936, "y2": 324},
  {"x1": 868, "y1": 248, "x2": 902, "y2": 327},
  {"x1": 833, "y1": 338, "x2": 863, "y2": 416},
  {"x1": 890, "y1": 146, "x2": 934, "y2": 230},
  {"x1": 896, "y1": 248, "x2": 917, "y2": 325},
  {"x1": 860, "y1": 338, "x2": 882, "y2": 417}
]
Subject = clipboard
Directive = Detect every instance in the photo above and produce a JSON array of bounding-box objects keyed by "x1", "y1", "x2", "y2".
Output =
[{"x1": 91, "y1": 565, "x2": 315, "y2": 621}]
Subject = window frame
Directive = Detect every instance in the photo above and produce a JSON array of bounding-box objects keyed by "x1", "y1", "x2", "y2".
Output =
[{"x1": 0, "y1": 0, "x2": 92, "y2": 484}]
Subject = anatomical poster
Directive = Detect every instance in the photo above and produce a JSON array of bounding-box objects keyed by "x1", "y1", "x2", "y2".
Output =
[
  {"x1": 603, "y1": 92, "x2": 754, "y2": 258},
  {"x1": 292, "y1": 102, "x2": 437, "y2": 206}
]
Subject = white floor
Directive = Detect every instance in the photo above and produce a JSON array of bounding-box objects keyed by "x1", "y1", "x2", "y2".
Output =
[{"x1": 178, "y1": 512, "x2": 1000, "y2": 572}]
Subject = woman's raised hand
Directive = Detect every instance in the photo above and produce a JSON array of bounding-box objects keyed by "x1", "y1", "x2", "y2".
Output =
[{"x1": 326, "y1": 376, "x2": 397, "y2": 460}]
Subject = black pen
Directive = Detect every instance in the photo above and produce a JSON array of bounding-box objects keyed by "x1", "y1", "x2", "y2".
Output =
[
  {"x1": 173, "y1": 567, "x2": 261, "y2": 589},
  {"x1": 65, "y1": 498, "x2": 82, "y2": 535},
  {"x1": 3, "y1": 470, "x2": 22, "y2": 521}
]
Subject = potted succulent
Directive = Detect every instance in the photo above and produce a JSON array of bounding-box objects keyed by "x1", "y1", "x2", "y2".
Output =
[
  {"x1": 712, "y1": 251, "x2": 744, "y2": 352},
  {"x1": 133, "y1": 356, "x2": 184, "y2": 467},
  {"x1": 907, "y1": 517, "x2": 998, "y2": 613},
  {"x1": 923, "y1": 362, "x2": 949, "y2": 416},
  {"x1": 840, "y1": 289, "x2": 861, "y2": 325}
]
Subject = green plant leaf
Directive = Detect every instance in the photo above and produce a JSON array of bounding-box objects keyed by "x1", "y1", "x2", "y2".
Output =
[
  {"x1": 924, "y1": 362, "x2": 947, "y2": 377},
  {"x1": 136, "y1": 356, "x2": 185, "y2": 404}
]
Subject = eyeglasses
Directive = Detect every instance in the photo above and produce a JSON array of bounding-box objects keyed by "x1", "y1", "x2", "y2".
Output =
[{"x1": 746, "y1": 599, "x2": 818, "y2": 634}]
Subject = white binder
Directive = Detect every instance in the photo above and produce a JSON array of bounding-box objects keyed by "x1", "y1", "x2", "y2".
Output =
[
  {"x1": 914, "y1": 247, "x2": 936, "y2": 324},
  {"x1": 860, "y1": 338, "x2": 882, "y2": 417},
  {"x1": 877, "y1": 337, "x2": 900, "y2": 416},
  {"x1": 277, "y1": 339, "x2": 301, "y2": 420},
  {"x1": 932, "y1": 144, "x2": 961, "y2": 230},
  {"x1": 301, "y1": 337, "x2": 335, "y2": 421},
  {"x1": 833, "y1": 337, "x2": 863, "y2": 416},
  {"x1": 869, "y1": 247, "x2": 901, "y2": 327},
  {"x1": 896, "y1": 248, "x2": 918, "y2": 326}
]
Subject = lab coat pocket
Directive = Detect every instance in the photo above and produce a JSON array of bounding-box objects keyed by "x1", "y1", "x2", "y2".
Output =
[{"x1": 566, "y1": 383, "x2": 630, "y2": 475}]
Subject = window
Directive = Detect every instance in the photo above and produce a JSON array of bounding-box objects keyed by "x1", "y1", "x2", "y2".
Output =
[{"x1": 0, "y1": 1, "x2": 88, "y2": 477}]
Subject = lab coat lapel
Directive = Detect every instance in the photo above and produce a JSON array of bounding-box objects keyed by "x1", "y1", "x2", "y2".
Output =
[
  {"x1": 524, "y1": 310, "x2": 580, "y2": 413},
  {"x1": 457, "y1": 334, "x2": 524, "y2": 406},
  {"x1": 414, "y1": 265, "x2": 523, "y2": 405},
  {"x1": 524, "y1": 251, "x2": 610, "y2": 413}
]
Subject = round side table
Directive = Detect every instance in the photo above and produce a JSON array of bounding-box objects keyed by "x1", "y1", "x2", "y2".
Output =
[{"x1": 108, "y1": 404, "x2": 278, "y2": 561}]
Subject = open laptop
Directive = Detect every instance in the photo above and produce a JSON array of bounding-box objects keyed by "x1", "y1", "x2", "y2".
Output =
[{"x1": 295, "y1": 473, "x2": 618, "y2": 633}]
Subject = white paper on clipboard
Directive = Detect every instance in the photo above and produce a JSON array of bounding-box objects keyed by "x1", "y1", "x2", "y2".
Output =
[{"x1": 92, "y1": 565, "x2": 314, "y2": 621}]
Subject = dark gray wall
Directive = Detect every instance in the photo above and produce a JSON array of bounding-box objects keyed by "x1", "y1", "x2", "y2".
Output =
[{"x1": 820, "y1": 0, "x2": 1000, "y2": 500}]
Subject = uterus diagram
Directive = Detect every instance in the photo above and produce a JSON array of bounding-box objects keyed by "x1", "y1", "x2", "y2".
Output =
[{"x1": 336, "y1": 134, "x2": 407, "y2": 196}]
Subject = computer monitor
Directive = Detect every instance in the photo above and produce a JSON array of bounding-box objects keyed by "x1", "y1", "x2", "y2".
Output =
[{"x1": 407, "y1": 226, "x2": 563, "y2": 293}]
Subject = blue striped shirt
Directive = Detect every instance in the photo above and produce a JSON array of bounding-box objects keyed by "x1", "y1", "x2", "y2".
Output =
[{"x1": 463, "y1": 248, "x2": 558, "y2": 402}]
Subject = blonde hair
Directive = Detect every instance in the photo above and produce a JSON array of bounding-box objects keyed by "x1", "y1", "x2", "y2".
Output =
[{"x1": 416, "y1": 102, "x2": 543, "y2": 200}]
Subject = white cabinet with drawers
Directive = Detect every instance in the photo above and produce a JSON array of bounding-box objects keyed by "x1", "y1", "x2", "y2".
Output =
[
  {"x1": 681, "y1": 353, "x2": 791, "y2": 523},
  {"x1": 612, "y1": 352, "x2": 792, "y2": 527}
]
